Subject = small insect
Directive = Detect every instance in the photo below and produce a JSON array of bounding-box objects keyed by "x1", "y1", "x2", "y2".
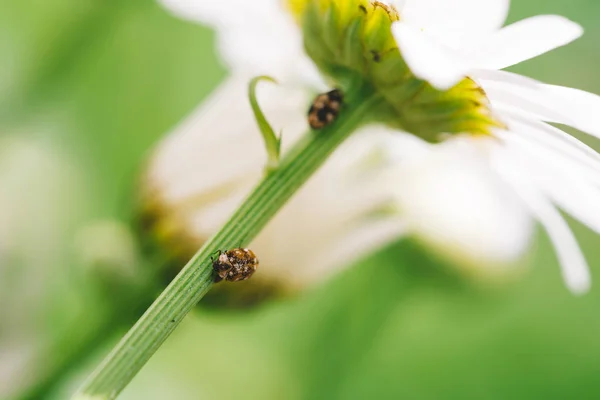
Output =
[
  {"x1": 211, "y1": 248, "x2": 259, "y2": 282},
  {"x1": 308, "y1": 89, "x2": 344, "y2": 130}
]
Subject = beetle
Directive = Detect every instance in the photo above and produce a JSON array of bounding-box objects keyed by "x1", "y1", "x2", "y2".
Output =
[
  {"x1": 211, "y1": 248, "x2": 259, "y2": 282},
  {"x1": 308, "y1": 89, "x2": 344, "y2": 129}
]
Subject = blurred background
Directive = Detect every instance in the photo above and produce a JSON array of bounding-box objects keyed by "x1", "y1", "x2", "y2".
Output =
[{"x1": 2, "y1": 0, "x2": 600, "y2": 399}]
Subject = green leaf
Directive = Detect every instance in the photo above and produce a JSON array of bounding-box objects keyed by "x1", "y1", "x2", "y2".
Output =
[{"x1": 248, "y1": 75, "x2": 282, "y2": 172}]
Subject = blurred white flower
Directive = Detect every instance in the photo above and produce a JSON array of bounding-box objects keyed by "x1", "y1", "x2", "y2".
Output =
[
  {"x1": 74, "y1": 220, "x2": 141, "y2": 284},
  {"x1": 0, "y1": 135, "x2": 88, "y2": 398},
  {"x1": 146, "y1": 2, "x2": 404, "y2": 296},
  {"x1": 153, "y1": 0, "x2": 599, "y2": 294}
]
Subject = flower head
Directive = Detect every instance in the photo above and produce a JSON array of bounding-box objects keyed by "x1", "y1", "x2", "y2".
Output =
[
  {"x1": 156, "y1": 0, "x2": 600, "y2": 294},
  {"x1": 289, "y1": 0, "x2": 500, "y2": 141}
]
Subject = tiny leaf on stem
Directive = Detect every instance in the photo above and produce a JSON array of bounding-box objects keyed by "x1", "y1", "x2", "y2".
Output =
[{"x1": 248, "y1": 76, "x2": 282, "y2": 172}]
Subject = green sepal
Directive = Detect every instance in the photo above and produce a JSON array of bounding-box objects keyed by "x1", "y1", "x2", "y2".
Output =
[{"x1": 292, "y1": 0, "x2": 502, "y2": 142}]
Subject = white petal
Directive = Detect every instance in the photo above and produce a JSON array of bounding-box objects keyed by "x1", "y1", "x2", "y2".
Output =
[
  {"x1": 480, "y1": 79, "x2": 574, "y2": 127},
  {"x1": 497, "y1": 115, "x2": 600, "y2": 179},
  {"x1": 470, "y1": 69, "x2": 540, "y2": 88},
  {"x1": 471, "y1": 15, "x2": 583, "y2": 70},
  {"x1": 160, "y1": 0, "x2": 321, "y2": 85},
  {"x1": 481, "y1": 78, "x2": 600, "y2": 139},
  {"x1": 497, "y1": 130, "x2": 600, "y2": 233},
  {"x1": 493, "y1": 154, "x2": 591, "y2": 294},
  {"x1": 389, "y1": 138, "x2": 533, "y2": 271},
  {"x1": 535, "y1": 170, "x2": 600, "y2": 236},
  {"x1": 159, "y1": 0, "x2": 245, "y2": 25},
  {"x1": 146, "y1": 74, "x2": 310, "y2": 203},
  {"x1": 401, "y1": 0, "x2": 509, "y2": 49},
  {"x1": 382, "y1": 131, "x2": 435, "y2": 164},
  {"x1": 296, "y1": 219, "x2": 406, "y2": 288},
  {"x1": 389, "y1": 0, "x2": 407, "y2": 10},
  {"x1": 391, "y1": 22, "x2": 473, "y2": 90},
  {"x1": 540, "y1": 84, "x2": 600, "y2": 139}
]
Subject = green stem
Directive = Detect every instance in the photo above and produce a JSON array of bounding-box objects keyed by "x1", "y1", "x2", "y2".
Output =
[{"x1": 73, "y1": 85, "x2": 379, "y2": 400}]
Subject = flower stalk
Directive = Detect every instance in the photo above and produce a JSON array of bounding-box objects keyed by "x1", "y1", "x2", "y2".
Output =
[{"x1": 73, "y1": 83, "x2": 381, "y2": 400}]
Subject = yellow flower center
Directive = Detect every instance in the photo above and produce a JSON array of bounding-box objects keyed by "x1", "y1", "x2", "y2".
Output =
[{"x1": 288, "y1": 0, "x2": 503, "y2": 142}]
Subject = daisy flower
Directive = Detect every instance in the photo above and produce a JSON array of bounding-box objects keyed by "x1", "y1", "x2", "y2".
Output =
[
  {"x1": 293, "y1": 0, "x2": 600, "y2": 292},
  {"x1": 154, "y1": 0, "x2": 600, "y2": 294},
  {"x1": 386, "y1": 0, "x2": 600, "y2": 293}
]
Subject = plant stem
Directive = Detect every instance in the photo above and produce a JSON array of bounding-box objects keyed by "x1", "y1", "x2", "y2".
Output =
[{"x1": 73, "y1": 85, "x2": 379, "y2": 400}]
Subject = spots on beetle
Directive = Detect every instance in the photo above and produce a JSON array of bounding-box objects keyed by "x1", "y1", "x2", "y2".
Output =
[{"x1": 308, "y1": 89, "x2": 344, "y2": 130}]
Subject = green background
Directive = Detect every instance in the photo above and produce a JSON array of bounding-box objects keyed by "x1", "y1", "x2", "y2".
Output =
[{"x1": 1, "y1": 0, "x2": 600, "y2": 399}]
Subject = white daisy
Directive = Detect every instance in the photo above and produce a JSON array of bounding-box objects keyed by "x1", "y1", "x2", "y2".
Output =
[
  {"x1": 155, "y1": 0, "x2": 599, "y2": 294},
  {"x1": 378, "y1": 0, "x2": 599, "y2": 293}
]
